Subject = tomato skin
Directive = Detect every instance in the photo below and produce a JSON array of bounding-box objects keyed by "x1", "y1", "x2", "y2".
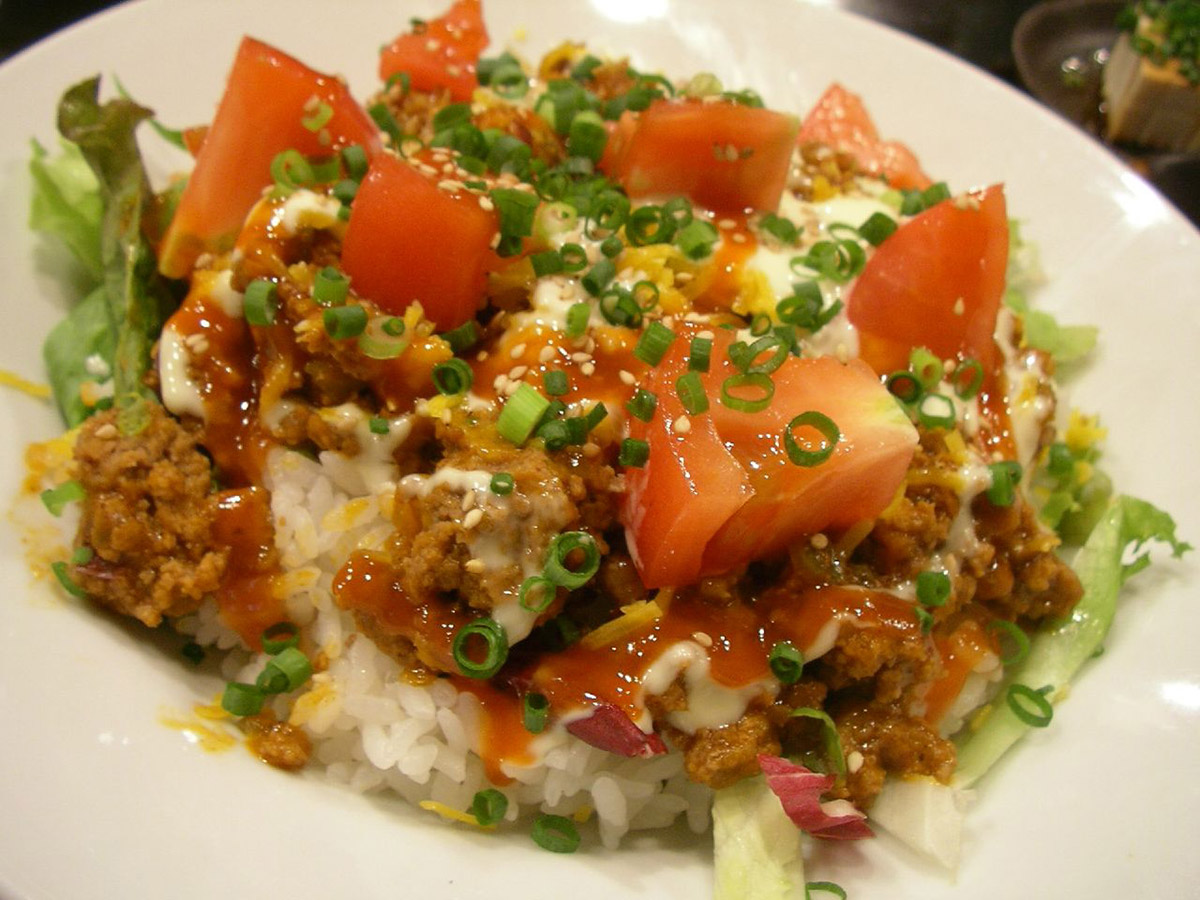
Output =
[
  {"x1": 340, "y1": 152, "x2": 498, "y2": 331},
  {"x1": 601, "y1": 100, "x2": 799, "y2": 213},
  {"x1": 797, "y1": 83, "x2": 930, "y2": 190},
  {"x1": 848, "y1": 184, "x2": 1009, "y2": 375},
  {"x1": 379, "y1": 0, "x2": 489, "y2": 102},
  {"x1": 623, "y1": 329, "x2": 917, "y2": 587},
  {"x1": 158, "y1": 37, "x2": 381, "y2": 279}
]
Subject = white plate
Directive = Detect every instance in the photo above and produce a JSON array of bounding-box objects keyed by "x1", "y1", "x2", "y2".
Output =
[{"x1": 0, "y1": 1, "x2": 1196, "y2": 898}]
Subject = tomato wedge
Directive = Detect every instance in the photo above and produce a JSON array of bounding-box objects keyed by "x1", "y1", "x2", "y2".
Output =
[
  {"x1": 623, "y1": 329, "x2": 917, "y2": 587},
  {"x1": 340, "y1": 152, "x2": 498, "y2": 331},
  {"x1": 601, "y1": 99, "x2": 798, "y2": 213},
  {"x1": 158, "y1": 37, "x2": 381, "y2": 279},
  {"x1": 848, "y1": 184, "x2": 1009, "y2": 375},
  {"x1": 379, "y1": 0, "x2": 489, "y2": 102},
  {"x1": 797, "y1": 83, "x2": 930, "y2": 190}
]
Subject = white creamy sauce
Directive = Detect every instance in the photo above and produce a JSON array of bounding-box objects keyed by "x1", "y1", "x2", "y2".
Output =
[
  {"x1": 84, "y1": 354, "x2": 111, "y2": 379},
  {"x1": 314, "y1": 404, "x2": 414, "y2": 493},
  {"x1": 157, "y1": 323, "x2": 205, "y2": 420},
  {"x1": 275, "y1": 189, "x2": 343, "y2": 236},
  {"x1": 642, "y1": 641, "x2": 773, "y2": 734},
  {"x1": 804, "y1": 616, "x2": 844, "y2": 663},
  {"x1": 400, "y1": 466, "x2": 494, "y2": 499},
  {"x1": 208, "y1": 269, "x2": 244, "y2": 319}
]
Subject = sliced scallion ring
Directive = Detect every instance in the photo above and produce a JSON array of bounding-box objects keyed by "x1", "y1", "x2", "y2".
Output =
[
  {"x1": 451, "y1": 617, "x2": 508, "y2": 679},
  {"x1": 987, "y1": 619, "x2": 1031, "y2": 666},
  {"x1": 531, "y1": 814, "x2": 581, "y2": 853},
  {"x1": 783, "y1": 411, "x2": 839, "y2": 467},
  {"x1": 522, "y1": 693, "x2": 550, "y2": 734},
  {"x1": 471, "y1": 788, "x2": 509, "y2": 827},
  {"x1": 768, "y1": 641, "x2": 804, "y2": 684},
  {"x1": 1006, "y1": 683, "x2": 1054, "y2": 728},
  {"x1": 542, "y1": 531, "x2": 600, "y2": 590},
  {"x1": 720, "y1": 373, "x2": 774, "y2": 413}
]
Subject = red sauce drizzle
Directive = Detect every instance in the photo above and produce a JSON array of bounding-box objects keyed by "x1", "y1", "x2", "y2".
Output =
[{"x1": 211, "y1": 486, "x2": 283, "y2": 649}]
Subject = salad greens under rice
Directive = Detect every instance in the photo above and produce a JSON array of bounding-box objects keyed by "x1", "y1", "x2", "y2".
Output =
[{"x1": 19, "y1": 0, "x2": 1189, "y2": 895}]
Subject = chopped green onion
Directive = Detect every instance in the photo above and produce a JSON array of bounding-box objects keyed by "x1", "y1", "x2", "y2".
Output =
[
  {"x1": 675, "y1": 218, "x2": 719, "y2": 260},
  {"x1": 768, "y1": 641, "x2": 804, "y2": 684},
  {"x1": 922, "y1": 181, "x2": 952, "y2": 207},
  {"x1": 688, "y1": 336, "x2": 712, "y2": 372},
  {"x1": 261, "y1": 621, "x2": 300, "y2": 655},
  {"x1": 431, "y1": 358, "x2": 473, "y2": 395},
  {"x1": 40, "y1": 480, "x2": 84, "y2": 517},
  {"x1": 793, "y1": 239, "x2": 865, "y2": 284},
  {"x1": 332, "y1": 178, "x2": 359, "y2": 207},
  {"x1": 433, "y1": 103, "x2": 472, "y2": 131},
  {"x1": 805, "y1": 882, "x2": 848, "y2": 900},
  {"x1": 471, "y1": 788, "x2": 509, "y2": 827},
  {"x1": 565, "y1": 302, "x2": 591, "y2": 338},
  {"x1": 301, "y1": 100, "x2": 333, "y2": 132},
  {"x1": 634, "y1": 321, "x2": 676, "y2": 366},
  {"x1": 857, "y1": 211, "x2": 897, "y2": 246},
  {"x1": 358, "y1": 316, "x2": 410, "y2": 359},
  {"x1": 758, "y1": 212, "x2": 798, "y2": 244},
  {"x1": 50, "y1": 560, "x2": 87, "y2": 598},
  {"x1": 916, "y1": 570, "x2": 951, "y2": 607},
  {"x1": 567, "y1": 110, "x2": 607, "y2": 162},
  {"x1": 257, "y1": 646, "x2": 312, "y2": 693},
  {"x1": 543, "y1": 531, "x2": 600, "y2": 590},
  {"x1": 987, "y1": 619, "x2": 1031, "y2": 666},
  {"x1": 451, "y1": 617, "x2": 508, "y2": 679},
  {"x1": 490, "y1": 187, "x2": 540, "y2": 256},
  {"x1": 1006, "y1": 683, "x2": 1054, "y2": 728},
  {"x1": 489, "y1": 472, "x2": 515, "y2": 495},
  {"x1": 600, "y1": 234, "x2": 624, "y2": 258},
  {"x1": 340, "y1": 143, "x2": 369, "y2": 180},
  {"x1": 522, "y1": 692, "x2": 550, "y2": 734},
  {"x1": 626, "y1": 205, "x2": 675, "y2": 246},
  {"x1": 582, "y1": 258, "x2": 616, "y2": 297},
  {"x1": 367, "y1": 102, "x2": 403, "y2": 146},
  {"x1": 323, "y1": 304, "x2": 367, "y2": 339},
  {"x1": 916, "y1": 392, "x2": 956, "y2": 430},
  {"x1": 559, "y1": 243, "x2": 588, "y2": 273},
  {"x1": 952, "y1": 358, "x2": 984, "y2": 400},
  {"x1": 531, "y1": 249, "x2": 565, "y2": 277},
  {"x1": 221, "y1": 682, "x2": 265, "y2": 717},
  {"x1": 986, "y1": 460, "x2": 1023, "y2": 507},
  {"x1": 730, "y1": 334, "x2": 788, "y2": 375},
  {"x1": 244, "y1": 279, "x2": 279, "y2": 326},
  {"x1": 909, "y1": 347, "x2": 944, "y2": 389},
  {"x1": 70, "y1": 546, "x2": 94, "y2": 565},
  {"x1": 519, "y1": 575, "x2": 557, "y2": 613},
  {"x1": 531, "y1": 814, "x2": 581, "y2": 853},
  {"x1": 585, "y1": 190, "x2": 630, "y2": 235},
  {"x1": 442, "y1": 320, "x2": 480, "y2": 354},
  {"x1": 368, "y1": 416, "x2": 389, "y2": 435},
  {"x1": 571, "y1": 54, "x2": 603, "y2": 81},
  {"x1": 538, "y1": 419, "x2": 571, "y2": 450},
  {"x1": 631, "y1": 280, "x2": 659, "y2": 312},
  {"x1": 720, "y1": 373, "x2": 775, "y2": 413},
  {"x1": 598, "y1": 287, "x2": 642, "y2": 328},
  {"x1": 675, "y1": 371, "x2": 709, "y2": 415},
  {"x1": 886, "y1": 370, "x2": 923, "y2": 404},
  {"x1": 783, "y1": 411, "x2": 839, "y2": 467},
  {"x1": 584, "y1": 402, "x2": 608, "y2": 430},
  {"x1": 626, "y1": 389, "x2": 657, "y2": 423},
  {"x1": 497, "y1": 383, "x2": 551, "y2": 445},
  {"x1": 619, "y1": 438, "x2": 650, "y2": 467},
  {"x1": 313, "y1": 266, "x2": 350, "y2": 307},
  {"x1": 269, "y1": 148, "x2": 315, "y2": 193},
  {"x1": 543, "y1": 370, "x2": 569, "y2": 396}
]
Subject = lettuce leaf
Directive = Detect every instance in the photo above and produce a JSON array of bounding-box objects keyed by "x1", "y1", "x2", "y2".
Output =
[
  {"x1": 713, "y1": 776, "x2": 807, "y2": 900},
  {"x1": 28, "y1": 138, "x2": 104, "y2": 283},
  {"x1": 954, "y1": 495, "x2": 1190, "y2": 787},
  {"x1": 42, "y1": 286, "x2": 115, "y2": 427},
  {"x1": 1005, "y1": 290, "x2": 1097, "y2": 364}
]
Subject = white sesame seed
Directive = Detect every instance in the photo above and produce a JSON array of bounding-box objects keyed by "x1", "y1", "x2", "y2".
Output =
[
  {"x1": 94, "y1": 423, "x2": 118, "y2": 440},
  {"x1": 463, "y1": 508, "x2": 484, "y2": 529},
  {"x1": 731, "y1": 233, "x2": 747, "y2": 244},
  {"x1": 584, "y1": 337, "x2": 596, "y2": 354},
  {"x1": 538, "y1": 345, "x2": 557, "y2": 364},
  {"x1": 510, "y1": 342, "x2": 527, "y2": 359},
  {"x1": 425, "y1": 38, "x2": 441, "y2": 51},
  {"x1": 582, "y1": 442, "x2": 601, "y2": 458},
  {"x1": 696, "y1": 330, "x2": 714, "y2": 340},
  {"x1": 437, "y1": 179, "x2": 464, "y2": 192},
  {"x1": 445, "y1": 64, "x2": 462, "y2": 77},
  {"x1": 580, "y1": 362, "x2": 596, "y2": 376},
  {"x1": 691, "y1": 631, "x2": 714, "y2": 648},
  {"x1": 493, "y1": 374, "x2": 509, "y2": 392},
  {"x1": 461, "y1": 490, "x2": 477, "y2": 512},
  {"x1": 953, "y1": 297, "x2": 965, "y2": 315},
  {"x1": 465, "y1": 558, "x2": 486, "y2": 574},
  {"x1": 717, "y1": 218, "x2": 737, "y2": 230},
  {"x1": 476, "y1": 350, "x2": 490, "y2": 362},
  {"x1": 570, "y1": 352, "x2": 591, "y2": 363},
  {"x1": 440, "y1": 409, "x2": 452, "y2": 425},
  {"x1": 618, "y1": 370, "x2": 636, "y2": 386},
  {"x1": 503, "y1": 380, "x2": 521, "y2": 396},
  {"x1": 836, "y1": 342, "x2": 849, "y2": 363},
  {"x1": 675, "y1": 271, "x2": 694, "y2": 283},
  {"x1": 673, "y1": 416, "x2": 692, "y2": 434},
  {"x1": 429, "y1": 152, "x2": 450, "y2": 164},
  {"x1": 847, "y1": 750, "x2": 864, "y2": 774},
  {"x1": 478, "y1": 196, "x2": 495, "y2": 212},
  {"x1": 810, "y1": 533, "x2": 829, "y2": 550},
  {"x1": 508, "y1": 365, "x2": 528, "y2": 380}
]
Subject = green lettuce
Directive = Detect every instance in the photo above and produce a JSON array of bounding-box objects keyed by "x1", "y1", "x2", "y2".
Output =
[
  {"x1": 954, "y1": 495, "x2": 1191, "y2": 787},
  {"x1": 31, "y1": 76, "x2": 178, "y2": 427},
  {"x1": 713, "y1": 776, "x2": 807, "y2": 900}
]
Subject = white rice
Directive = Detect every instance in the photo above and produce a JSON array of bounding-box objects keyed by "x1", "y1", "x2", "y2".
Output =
[{"x1": 177, "y1": 445, "x2": 710, "y2": 848}]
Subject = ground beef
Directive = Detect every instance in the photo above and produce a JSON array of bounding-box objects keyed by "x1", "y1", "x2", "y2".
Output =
[
  {"x1": 814, "y1": 625, "x2": 942, "y2": 705},
  {"x1": 72, "y1": 403, "x2": 227, "y2": 627},
  {"x1": 244, "y1": 711, "x2": 312, "y2": 771}
]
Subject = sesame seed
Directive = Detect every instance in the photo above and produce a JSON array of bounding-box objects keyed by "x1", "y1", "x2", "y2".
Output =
[
  {"x1": 538, "y1": 345, "x2": 557, "y2": 364},
  {"x1": 618, "y1": 369, "x2": 636, "y2": 386},
  {"x1": 953, "y1": 298, "x2": 965, "y2": 315},
  {"x1": 503, "y1": 380, "x2": 521, "y2": 396},
  {"x1": 446, "y1": 64, "x2": 462, "y2": 77},
  {"x1": 696, "y1": 330, "x2": 714, "y2": 340},
  {"x1": 493, "y1": 374, "x2": 509, "y2": 392},
  {"x1": 94, "y1": 423, "x2": 118, "y2": 440},
  {"x1": 810, "y1": 533, "x2": 829, "y2": 550},
  {"x1": 717, "y1": 218, "x2": 737, "y2": 230},
  {"x1": 437, "y1": 179, "x2": 464, "y2": 192},
  {"x1": 478, "y1": 196, "x2": 495, "y2": 212},
  {"x1": 584, "y1": 337, "x2": 596, "y2": 354},
  {"x1": 508, "y1": 365, "x2": 528, "y2": 380},
  {"x1": 510, "y1": 342, "x2": 527, "y2": 359},
  {"x1": 465, "y1": 558, "x2": 486, "y2": 574},
  {"x1": 425, "y1": 38, "x2": 441, "y2": 51},
  {"x1": 461, "y1": 490, "x2": 477, "y2": 512},
  {"x1": 429, "y1": 152, "x2": 450, "y2": 164},
  {"x1": 673, "y1": 416, "x2": 692, "y2": 434},
  {"x1": 463, "y1": 508, "x2": 484, "y2": 529},
  {"x1": 691, "y1": 631, "x2": 714, "y2": 648},
  {"x1": 440, "y1": 409, "x2": 452, "y2": 425},
  {"x1": 570, "y1": 351, "x2": 591, "y2": 363},
  {"x1": 582, "y1": 442, "x2": 601, "y2": 458},
  {"x1": 847, "y1": 750, "x2": 864, "y2": 774},
  {"x1": 415, "y1": 162, "x2": 438, "y2": 177},
  {"x1": 580, "y1": 362, "x2": 596, "y2": 376},
  {"x1": 675, "y1": 271, "x2": 694, "y2": 283},
  {"x1": 731, "y1": 233, "x2": 747, "y2": 244},
  {"x1": 476, "y1": 350, "x2": 490, "y2": 362},
  {"x1": 836, "y1": 342, "x2": 849, "y2": 363}
]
